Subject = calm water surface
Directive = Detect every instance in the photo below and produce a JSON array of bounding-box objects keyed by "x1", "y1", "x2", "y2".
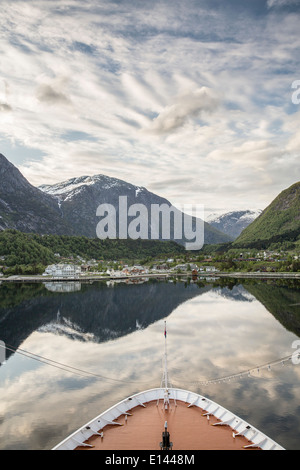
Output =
[{"x1": 0, "y1": 277, "x2": 300, "y2": 450}]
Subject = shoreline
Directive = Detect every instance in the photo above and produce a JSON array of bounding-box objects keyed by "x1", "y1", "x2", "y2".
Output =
[{"x1": 0, "y1": 271, "x2": 300, "y2": 283}]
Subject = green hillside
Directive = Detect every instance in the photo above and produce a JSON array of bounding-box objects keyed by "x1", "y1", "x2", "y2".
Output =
[
  {"x1": 0, "y1": 229, "x2": 185, "y2": 271},
  {"x1": 234, "y1": 182, "x2": 300, "y2": 247}
]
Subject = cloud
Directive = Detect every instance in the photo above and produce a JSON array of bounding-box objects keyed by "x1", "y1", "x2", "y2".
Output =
[
  {"x1": 36, "y1": 77, "x2": 72, "y2": 106},
  {"x1": 1, "y1": 0, "x2": 300, "y2": 215},
  {"x1": 208, "y1": 140, "x2": 284, "y2": 167},
  {"x1": 145, "y1": 87, "x2": 220, "y2": 135},
  {"x1": 0, "y1": 102, "x2": 12, "y2": 112},
  {"x1": 0, "y1": 79, "x2": 12, "y2": 112},
  {"x1": 267, "y1": 0, "x2": 300, "y2": 7}
]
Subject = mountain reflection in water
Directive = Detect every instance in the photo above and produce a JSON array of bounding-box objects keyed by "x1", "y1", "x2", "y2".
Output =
[
  {"x1": 0, "y1": 279, "x2": 212, "y2": 352},
  {"x1": 1, "y1": 278, "x2": 300, "y2": 352},
  {"x1": 0, "y1": 277, "x2": 300, "y2": 451}
]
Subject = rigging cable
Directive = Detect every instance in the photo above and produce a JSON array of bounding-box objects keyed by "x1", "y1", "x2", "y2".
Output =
[
  {"x1": 170, "y1": 352, "x2": 300, "y2": 387},
  {"x1": 1, "y1": 343, "x2": 299, "y2": 388},
  {"x1": 0, "y1": 342, "x2": 156, "y2": 385}
]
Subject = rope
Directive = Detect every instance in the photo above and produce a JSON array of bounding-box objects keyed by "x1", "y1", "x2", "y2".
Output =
[
  {"x1": 170, "y1": 352, "x2": 299, "y2": 387},
  {"x1": 1, "y1": 342, "x2": 299, "y2": 388},
  {"x1": 0, "y1": 342, "x2": 156, "y2": 385}
]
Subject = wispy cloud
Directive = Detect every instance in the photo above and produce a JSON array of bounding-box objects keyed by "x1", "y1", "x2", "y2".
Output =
[
  {"x1": 0, "y1": 0, "x2": 299, "y2": 215},
  {"x1": 0, "y1": 79, "x2": 12, "y2": 112},
  {"x1": 145, "y1": 87, "x2": 220, "y2": 135},
  {"x1": 0, "y1": 103, "x2": 12, "y2": 112},
  {"x1": 267, "y1": 0, "x2": 300, "y2": 8},
  {"x1": 36, "y1": 76, "x2": 73, "y2": 107}
]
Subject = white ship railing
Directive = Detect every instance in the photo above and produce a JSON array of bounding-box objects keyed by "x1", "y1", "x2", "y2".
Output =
[{"x1": 52, "y1": 387, "x2": 285, "y2": 451}]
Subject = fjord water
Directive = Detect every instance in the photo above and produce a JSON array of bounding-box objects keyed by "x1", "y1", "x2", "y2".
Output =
[{"x1": 0, "y1": 278, "x2": 300, "y2": 450}]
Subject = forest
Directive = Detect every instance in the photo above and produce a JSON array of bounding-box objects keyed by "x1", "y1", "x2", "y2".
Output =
[{"x1": 0, "y1": 229, "x2": 185, "y2": 274}]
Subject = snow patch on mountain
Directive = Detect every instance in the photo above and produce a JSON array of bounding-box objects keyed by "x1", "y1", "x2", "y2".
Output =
[
  {"x1": 39, "y1": 174, "x2": 136, "y2": 197},
  {"x1": 207, "y1": 209, "x2": 262, "y2": 239}
]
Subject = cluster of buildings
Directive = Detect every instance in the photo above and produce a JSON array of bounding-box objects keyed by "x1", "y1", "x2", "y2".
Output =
[
  {"x1": 173, "y1": 263, "x2": 219, "y2": 273},
  {"x1": 109, "y1": 265, "x2": 149, "y2": 277},
  {"x1": 42, "y1": 263, "x2": 150, "y2": 278},
  {"x1": 233, "y1": 251, "x2": 291, "y2": 263},
  {"x1": 109, "y1": 263, "x2": 219, "y2": 278},
  {"x1": 41, "y1": 261, "x2": 219, "y2": 279},
  {"x1": 43, "y1": 264, "x2": 81, "y2": 278}
]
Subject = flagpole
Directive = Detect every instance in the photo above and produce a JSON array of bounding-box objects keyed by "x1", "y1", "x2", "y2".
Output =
[
  {"x1": 162, "y1": 321, "x2": 172, "y2": 410},
  {"x1": 164, "y1": 321, "x2": 168, "y2": 389}
]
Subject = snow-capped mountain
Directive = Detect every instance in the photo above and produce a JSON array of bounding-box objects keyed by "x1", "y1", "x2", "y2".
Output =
[
  {"x1": 39, "y1": 174, "x2": 174, "y2": 239},
  {"x1": 39, "y1": 173, "x2": 231, "y2": 244},
  {"x1": 206, "y1": 210, "x2": 262, "y2": 240},
  {"x1": 0, "y1": 153, "x2": 231, "y2": 244},
  {"x1": 39, "y1": 175, "x2": 135, "y2": 198}
]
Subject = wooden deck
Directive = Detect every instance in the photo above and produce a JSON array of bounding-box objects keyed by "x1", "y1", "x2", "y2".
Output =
[{"x1": 75, "y1": 399, "x2": 258, "y2": 450}]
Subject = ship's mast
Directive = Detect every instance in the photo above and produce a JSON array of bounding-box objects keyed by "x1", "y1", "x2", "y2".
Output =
[
  {"x1": 164, "y1": 321, "x2": 168, "y2": 389},
  {"x1": 163, "y1": 321, "x2": 170, "y2": 409}
]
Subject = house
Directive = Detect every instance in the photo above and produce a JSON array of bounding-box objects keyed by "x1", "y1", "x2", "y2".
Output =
[
  {"x1": 111, "y1": 265, "x2": 149, "y2": 277},
  {"x1": 43, "y1": 264, "x2": 81, "y2": 278},
  {"x1": 189, "y1": 264, "x2": 198, "y2": 271},
  {"x1": 128, "y1": 265, "x2": 148, "y2": 275},
  {"x1": 203, "y1": 266, "x2": 218, "y2": 273},
  {"x1": 174, "y1": 264, "x2": 188, "y2": 271},
  {"x1": 81, "y1": 265, "x2": 91, "y2": 272},
  {"x1": 153, "y1": 264, "x2": 169, "y2": 271}
]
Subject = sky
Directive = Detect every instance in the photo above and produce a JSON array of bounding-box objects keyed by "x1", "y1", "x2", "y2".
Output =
[{"x1": 1, "y1": 0, "x2": 300, "y2": 217}]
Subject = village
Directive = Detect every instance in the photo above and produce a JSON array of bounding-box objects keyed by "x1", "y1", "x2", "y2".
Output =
[
  {"x1": 1, "y1": 247, "x2": 299, "y2": 282},
  {"x1": 41, "y1": 258, "x2": 220, "y2": 279},
  {"x1": 38, "y1": 247, "x2": 300, "y2": 280}
]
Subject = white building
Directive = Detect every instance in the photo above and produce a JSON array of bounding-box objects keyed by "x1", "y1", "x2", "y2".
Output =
[
  {"x1": 204, "y1": 266, "x2": 219, "y2": 273},
  {"x1": 43, "y1": 264, "x2": 81, "y2": 278}
]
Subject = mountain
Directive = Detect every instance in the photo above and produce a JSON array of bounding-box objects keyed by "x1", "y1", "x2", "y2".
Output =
[
  {"x1": 0, "y1": 153, "x2": 73, "y2": 235},
  {"x1": 207, "y1": 210, "x2": 262, "y2": 240},
  {"x1": 39, "y1": 175, "x2": 172, "y2": 239},
  {"x1": 234, "y1": 182, "x2": 300, "y2": 246},
  {"x1": 39, "y1": 174, "x2": 231, "y2": 245},
  {"x1": 0, "y1": 153, "x2": 230, "y2": 246}
]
